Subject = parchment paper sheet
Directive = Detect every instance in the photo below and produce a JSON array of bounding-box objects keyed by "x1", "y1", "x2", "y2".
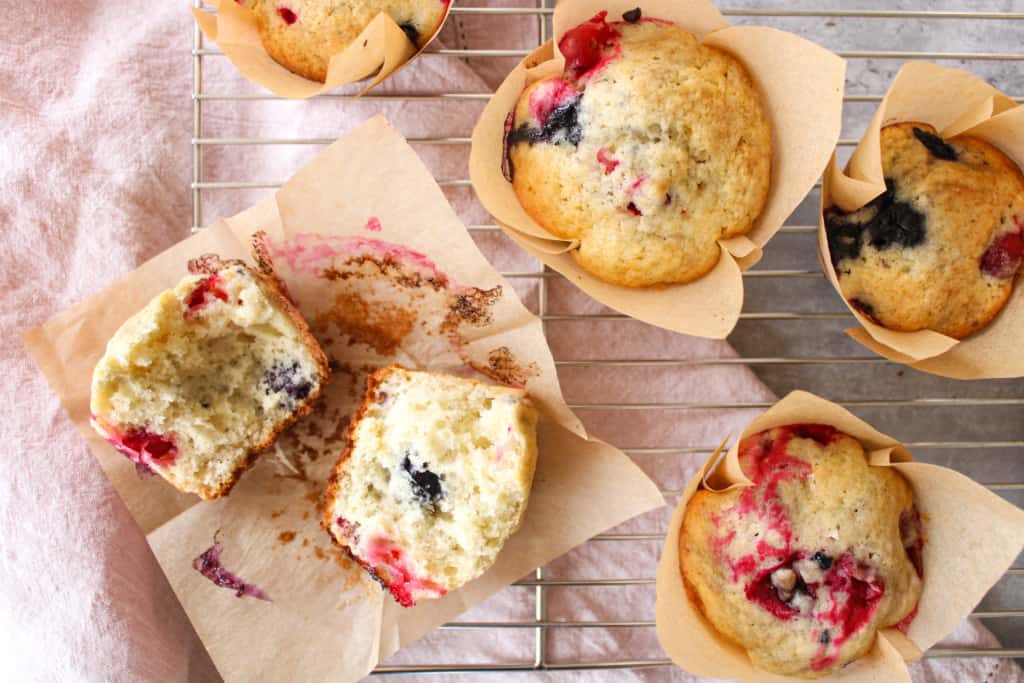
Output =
[
  {"x1": 192, "y1": 0, "x2": 452, "y2": 98},
  {"x1": 23, "y1": 115, "x2": 664, "y2": 682},
  {"x1": 469, "y1": 0, "x2": 845, "y2": 338},
  {"x1": 817, "y1": 61, "x2": 1024, "y2": 379},
  {"x1": 655, "y1": 390, "x2": 1024, "y2": 682}
]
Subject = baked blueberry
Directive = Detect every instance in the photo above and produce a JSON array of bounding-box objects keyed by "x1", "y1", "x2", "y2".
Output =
[{"x1": 402, "y1": 453, "x2": 443, "y2": 511}]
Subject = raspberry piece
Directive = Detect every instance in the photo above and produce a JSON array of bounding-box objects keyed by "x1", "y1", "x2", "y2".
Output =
[
  {"x1": 980, "y1": 228, "x2": 1024, "y2": 279},
  {"x1": 559, "y1": 11, "x2": 620, "y2": 82},
  {"x1": 184, "y1": 274, "x2": 228, "y2": 315},
  {"x1": 596, "y1": 148, "x2": 619, "y2": 174},
  {"x1": 276, "y1": 6, "x2": 297, "y2": 24}
]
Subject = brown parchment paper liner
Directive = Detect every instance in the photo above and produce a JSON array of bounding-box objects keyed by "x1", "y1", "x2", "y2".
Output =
[
  {"x1": 191, "y1": 0, "x2": 452, "y2": 98},
  {"x1": 655, "y1": 390, "x2": 1024, "y2": 682},
  {"x1": 469, "y1": 0, "x2": 845, "y2": 338},
  {"x1": 23, "y1": 115, "x2": 664, "y2": 682},
  {"x1": 818, "y1": 62, "x2": 1024, "y2": 378}
]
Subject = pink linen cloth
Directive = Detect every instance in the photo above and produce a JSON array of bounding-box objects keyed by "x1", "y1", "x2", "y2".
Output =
[{"x1": 0, "y1": 2, "x2": 1017, "y2": 681}]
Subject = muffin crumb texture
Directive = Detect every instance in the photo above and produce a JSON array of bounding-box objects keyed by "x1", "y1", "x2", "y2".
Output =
[
  {"x1": 680, "y1": 424, "x2": 922, "y2": 677},
  {"x1": 324, "y1": 366, "x2": 539, "y2": 606}
]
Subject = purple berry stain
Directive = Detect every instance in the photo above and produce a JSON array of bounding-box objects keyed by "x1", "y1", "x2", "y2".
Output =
[
  {"x1": 193, "y1": 532, "x2": 271, "y2": 601},
  {"x1": 263, "y1": 361, "x2": 313, "y2": 406}
]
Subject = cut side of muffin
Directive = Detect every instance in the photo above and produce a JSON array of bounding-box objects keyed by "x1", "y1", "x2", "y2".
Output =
[
  {"x1": 323, "y1": 365, "x2": 539, "y2": 606},
  {"x1": 90, "y1": 255, "x2": 329, "y2": 499},
  {"x1": 680, "y1": 425, "x2": 922, "y2": 677}
]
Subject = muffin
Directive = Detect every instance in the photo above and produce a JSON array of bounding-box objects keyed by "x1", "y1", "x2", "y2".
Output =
[
  {"x1": 241, "y1": 0, "x2": 450, "y2": 82},
  {"x1": 90, "y1": 255, "x2": 329, "y2": 499},
  {"x1": 680, "y1": 424, "x2": 923, "y2": 677},
  {"x1": 505, "y1": 9, "x2": 771, "y2": 287},
  {"x1": 323, "y1": 365, "x2": 539, "y2": 606},
  {"x1": 825, "y1": 122, "x2": 1024, "y2": 339}
]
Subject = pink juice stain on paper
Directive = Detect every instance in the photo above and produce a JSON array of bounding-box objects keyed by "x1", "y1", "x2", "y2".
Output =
[
  {"x1": 266, "y1": 232, "x2": 453, "y2": 286},
  {"x1": 363, "y1": 535, "x2": 446, "y2": 607},
  {"x1": 364, "y1": 217, "x2": 382, "y2": 233}
]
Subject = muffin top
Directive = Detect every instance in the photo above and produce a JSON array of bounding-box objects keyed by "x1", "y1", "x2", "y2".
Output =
[
  {"x1": 680, "y1": 425, "x2": 922, "y2": 677},
  {"x1": 506, "y1": 10, "x2": 771, "y2": 288},
  {"x1": 243, "y1": 0, "x2": 450, "y2": 82},
  {"x1": 826, "y1": 122, "x2": 1024, "y2": 339}
]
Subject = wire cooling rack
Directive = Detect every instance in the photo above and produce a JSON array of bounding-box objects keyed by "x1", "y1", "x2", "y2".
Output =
[{"x1": 191, "y1": 1, "x2": 1024, "y2": 676}]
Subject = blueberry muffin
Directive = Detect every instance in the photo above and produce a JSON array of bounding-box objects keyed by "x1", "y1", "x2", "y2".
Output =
[
  {"x1": 90, "y1": 256, "x2": 329, "y2": 499},
  {"x1": 826, "y1": 122, "x2": 1024, "y2": 338},
  {"x1": 680, "y1": 425, "x2": 923, "y2": 677},
  {"x1": 323, "y1": 365, "x2": 538, "y2": 606},
  {"x1": 241, "y1": 0, "x2": 450, "y2": 82},
  {"x1": 505, "y1": 9, "x2": 771, "y2": 288}
]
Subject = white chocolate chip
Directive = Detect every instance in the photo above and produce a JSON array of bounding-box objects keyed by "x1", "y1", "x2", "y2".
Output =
[
  {"x1": 795, "y1": 559, "x2": 824, "y2": 584},
  {"x1": 790, "y1": 590, "x2": 814, "y2": 614},
  {"x1": 771, "y1": 567, "x2": 797, "y2": 592}
]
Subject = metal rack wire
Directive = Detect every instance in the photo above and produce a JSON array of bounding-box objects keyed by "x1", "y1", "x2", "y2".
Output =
[{"x1": 192, "y1": 2, "x2": 1024, "y2": 676}]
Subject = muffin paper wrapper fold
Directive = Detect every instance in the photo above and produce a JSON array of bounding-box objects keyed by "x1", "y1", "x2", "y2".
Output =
[
  {"x1": 818, "y1": 61, "x2": 1024, "y2": 378},
  {"x1": 470, "y1": 0, "x2": 845, "y2": 339},
  {"x1": 655, "y1": 390, "x2": 1024, "y2": 682},
  {"x1": 191, "y1": 0, "x2": 451, "y2": 98},
  {"x1": 23, "y1": 115, "x2": 664, "y2": 683}
]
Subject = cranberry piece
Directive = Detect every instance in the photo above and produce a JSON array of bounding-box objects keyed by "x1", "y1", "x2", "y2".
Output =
[
  {"x1": 111, "y1": 429, "x2": 177, "y2": 469},
  {"x1": 625, "y1": 202, "x2": 641, "y2": 216},
  {"x1": 276, "y1": 6, "x2": 297, "y2": 24},
  {"x1": 184, "y1": 274, "x2": 228, "y2": 315},
  {"x1": 596, "y1": 148, "x2": 619, "y2": 174},
  {"x1": 980, "y1": 228, "x2": 1024, "y2": 279},
  {"x1": 559, "y1": 12, "x2": 620, "y2": 82}
]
